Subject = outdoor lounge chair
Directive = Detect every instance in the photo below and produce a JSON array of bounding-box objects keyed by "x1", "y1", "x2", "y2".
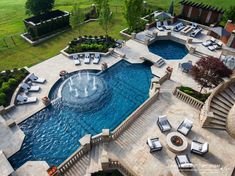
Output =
[
  {"x1": 157, "y1": 115, "x2": 172, "y2": 132},
  {"x1": 177, "y1": 119, "x2": 193, "y2": 136},
  {"x1": 93, "y1": 53, "x2": 101, "y2": 64},
  {"x1": 163, "y1": 21, "x2": 171, "y2": 30},
  {"x1": 73, "y1": 55, "x2": 81, "y2": 65},
  {"x1": 156, "y1": 21, "x2": 164, "y2": 31},
  {"x1": 173, "y1": 23, "x2": 185, "y2": 32},
  {"x1": 146, "y1": 137, "x2": 162, "y2": 152},
  {"x1": 175, "y1": 155, "x2": 193, "y2": 171},
  {"x1": 190, "y1": 27, "x2": 202, "y2": 38},
  {"x1": 16, "y1": 95, "x2": 37, "y2": 105},
  {"x1": 191, "y1": 140, "x2": 209, "y2": 156},
  {"x1": 20, "y1": 83, "x2": 40, "y2": 92},
  {"x1": 28, "y1": 73, "x2": 46, "y2": 84},
  {"x1": 84, "y1": 53, "x2": 91, "y2": 64},
  {"x1": 202, "y1": 37, "x2": 216, "y2": 47}
]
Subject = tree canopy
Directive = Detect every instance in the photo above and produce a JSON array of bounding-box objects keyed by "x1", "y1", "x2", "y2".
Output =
[
  {"x1": 25, "y1": 0, "x2": 55, "y2": 16},
  {"x1": 70, "y1": 4, "x2": 84, "y2": 35},
  {"x1": 225, "y1": 6, "x2": 235, "y2": 22},
  {"x1": 99, "y1": 0, "x2": 112, "y2": 36},
  {"x1": 190, "y1": 57, "x2": 232, "y2": 92},
  {"x1": 124, "y1": 0, "x2": 143, "y2": 32}
]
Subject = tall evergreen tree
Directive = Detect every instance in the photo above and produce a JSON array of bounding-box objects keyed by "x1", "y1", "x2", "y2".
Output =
[
  {"x1": 168, "y1": 0, "x2": 174, "y2": 16},
  {"x1": 70, "y1": 4, "x2": 84, "y2": 35},
  {"x1": 99, "y1": 0, "x2": 112, "y2": 36}
]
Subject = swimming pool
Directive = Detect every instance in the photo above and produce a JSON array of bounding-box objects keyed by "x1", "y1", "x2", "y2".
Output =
[
  {"x1": 9, "y1": 60, "x2": 152, "y2": 169},
  {"x1": 148, "y1": 40, "x2": 189, "y2": 60}
]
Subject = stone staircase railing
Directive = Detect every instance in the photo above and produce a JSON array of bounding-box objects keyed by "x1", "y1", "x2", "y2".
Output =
[
  {"x1": 57, "y1": 89, "x2": 160, "y2": 175},
  {"x1": 173, "y1": 87, "x2": 204, "y2": 110}
]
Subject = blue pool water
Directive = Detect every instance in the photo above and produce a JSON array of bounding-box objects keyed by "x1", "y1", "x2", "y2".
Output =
[
  {"x1": 9, "y1": 60, "x2": 152, "y2": 169},
  {"x1": 148, "y1": 40, "x2": 188, "y2": 60}
]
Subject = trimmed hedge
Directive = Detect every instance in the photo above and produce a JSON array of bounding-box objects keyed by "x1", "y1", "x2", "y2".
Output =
[
  {"x1": 179, "y1": 86, "x2": 210, "y2": 102},
  {"x1": 65, "y1": 35, "x2": 116, "y2": 54},
  {"x1": 0, "y1": 68, "x2": 29, "y2": 107}
]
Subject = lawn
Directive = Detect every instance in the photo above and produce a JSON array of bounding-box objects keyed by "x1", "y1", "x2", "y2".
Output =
[{"x1": 0, "y1": 0, "x2": 233, "y2": 71}]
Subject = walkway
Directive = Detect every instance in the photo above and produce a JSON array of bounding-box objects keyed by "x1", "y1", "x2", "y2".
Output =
[{"x1": 61, "y1": 80, "x2": 235, "y2": 176}]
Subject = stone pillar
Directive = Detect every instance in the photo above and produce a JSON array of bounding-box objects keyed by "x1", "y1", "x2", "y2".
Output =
[
  {"x1": 131, "y1": 32, "x2": 136, "y2": 40},
  {"x1": 144, "y1": 38, "x2": 150, "y2": 45},
  {"x1": 102, "y1": 129, "x2": 110, "y2": 142},
  {"x1": 189, "y1": 47, "x2": 196, "y2": 54},
  {"x1": 153, "y1": 30, "x2": 158, "y2": 38},
  {"x1": 167, "y1": 31, "x2": 171, "y2": 36},
  {"x1": 101, "y1": 154, "x2": 109, "y2": 170},
  {"x1": 227, "y1": 30, "x2": 235, "y2": 48},
  {"x1": 79, "y1": 134, "x2": 92, "y2": 152},
  {"x1": 187, "y1": 38, "x2": 193, "y2": 44},
  {"x1": 166, "y1": 66, "x2": 173, "y2": 80},
  {"x1": 108, "y1": 48, "x2": 114, "y2": 55},
  {"x1": 145, "y1": 23, "x2": 150, "y2": 30}
]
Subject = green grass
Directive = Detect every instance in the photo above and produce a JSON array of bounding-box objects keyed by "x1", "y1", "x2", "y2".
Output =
[{"x1": 0, "y1": 0, "x2": 233, "y2": 71}]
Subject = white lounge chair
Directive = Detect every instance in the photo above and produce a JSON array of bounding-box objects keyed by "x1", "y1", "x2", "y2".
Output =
[
  {"x1": 84, "y1": 53, "x2": 91, "y2": 64},
  {"x1": 173, "y1": 23, "x2": 185, "y2": 32},
  {"x1": 93, "y1": 53, "x2": 101, "y2": 64},
  {"x1": 163, "y1": 21, "x2": 171, "y2": 30},
  {"x1": 191, "y1": 140, "x2": 209, "y2": 156},
  {"x1": 20, "y1": 83, "x2": 40, "y2": 92},
  {"x1": 202, "y1": 37, "x2": 216, "y2": 47},
  {"x1": 157, "y1": 115, "x2": 172, "y2": 132},
  {"x1": 16, "y1": 95, "x2": 37, "y2": 105},
  {"x1": 146, "y1": 137, "x2": 162, "y2": 152},
  {"x1": 175, "y1": 155, "x2": 193, "y2": 171},
  {"x1": 177, "y1": 119, "x2": 193, "y2": 136},
  {"x1": 190, "y1": 27, "x2": 202, "y2": 38},
  {"x1": 28, "y1": 73, "x2": 46, "y2": 84},
  {"x1": 156, "y1": 21, "x2": 164, "y2": 31},
  {"x1": 73, "y1": 55, "x2": 81, "y2": 65}
]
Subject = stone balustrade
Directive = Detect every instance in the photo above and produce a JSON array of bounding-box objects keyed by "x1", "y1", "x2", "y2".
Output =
[
  {"x1": 57, "y1": 89, "x2": 160, "y2": 175},
  {"x1": 173, "y1": 87, "x2": 204, "y2": 110}
]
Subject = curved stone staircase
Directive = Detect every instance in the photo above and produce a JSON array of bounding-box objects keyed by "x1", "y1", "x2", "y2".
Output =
[{"x1": 200, "y1": 77, "x2": 235, "y2": 131}]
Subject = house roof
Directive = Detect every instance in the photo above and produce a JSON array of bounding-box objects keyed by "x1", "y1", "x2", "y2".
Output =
[
  {"x1": 179, "y1": 0, "x2": 225, "y2": 13},
  {"x1": 210, "y1": 27, "x2": 230, "y2": 37}
]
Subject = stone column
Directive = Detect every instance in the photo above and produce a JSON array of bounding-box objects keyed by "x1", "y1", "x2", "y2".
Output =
[
  {"x1": 167, "y1": 31, "x2": 171, "y2": 36},
  {"x1": 189, "y1": 47, "x2": 196, "y2": 54},
  {"x1": 79, "y1": 134, "x2": 92, "y2": 152},
  {"x1": 145, "y1": 23, "x2": 150, "y2": 30},
  {"x1": 102, "y1": 129, "x2": 110, "y2": 142},
  {"x1": 131, "y1": 32, "x2": 136, "y2": 40},
  {"x1": 187, "y1": 38, "x2": 192, "y2": 44}
]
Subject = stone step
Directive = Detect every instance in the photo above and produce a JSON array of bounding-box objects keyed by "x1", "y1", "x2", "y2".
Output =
[
  {"x1": 211, "y1": 98, "x2": 231, "y2": 111},
  {"x1": 224, "y1": 88, "x2": 235, "y2": 101},
  {"x1": 210, "y1": 102, "x2": 230, "y2": 114},
  {"x1": 211, "y1": 108, "x2": 227, "y2": 119},
  {"x1": 210, "y1": 118, "x2": 227, "y2": 126},
  {"x1": 219, "y1": 92, "x2": 235, "y2": 105},
  {"x1": 203, "y1": 124, "x2": 226, "y2": 130},
  {"x1": 229, "y1": 85, "x2": 235, "y2": 94},
  {"x1": 215, "y1": 95, "x2": 233, "y2": 107},
  {"x1": 212, "y1": 114, "x2": 227, "y2": 122}
]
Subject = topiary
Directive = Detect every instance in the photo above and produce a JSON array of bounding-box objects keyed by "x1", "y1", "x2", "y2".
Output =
[
  {"x1": 8, "y1": 78, "x2": 18, "y2": 87},
  {"x1": 0, "y1": 92, "x2": 6, "y2": 106},
  {"x1": 0, "y1": 82, "x2": 10, "y2": 94}
]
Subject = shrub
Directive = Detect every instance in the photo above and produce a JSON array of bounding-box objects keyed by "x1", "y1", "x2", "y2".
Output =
[
  {"x1": 8, "y1": 78, "x2": 18, "y2": 86},
  {"x1": 1, "y1": 82, "x2": 10, "y2": 94},
  {"x1": 0, "y1": 93, "x2": 6, "y2": 106}
]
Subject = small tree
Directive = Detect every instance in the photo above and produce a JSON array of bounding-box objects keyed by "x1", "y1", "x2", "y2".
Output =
[
  {"x1": 99, "y1": 0, "x2": 112, "y2": 37},
  {"x1": 25, "y1": 0, "x2": 55, "y2": 16},
  {"x1": 190, "y1": 57, "x2": 232, "y2": 92},
  {"x1": 70, "y1": 4, "x2": 84, "y2": 35},
  {"x1": 124, "y1": 0, "x2": 143, "y2": 32},
  {"x1": 224, "y1": 6, "x2": 235, "y2": 22}
]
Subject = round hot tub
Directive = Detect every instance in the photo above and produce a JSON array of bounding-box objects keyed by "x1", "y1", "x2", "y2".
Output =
[{"x1": 166, "y1": 132, "x2": 188, "y2": 153}]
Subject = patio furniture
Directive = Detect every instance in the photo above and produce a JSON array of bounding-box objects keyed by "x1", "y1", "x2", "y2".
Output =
[
  {"x1": 180, "y1": 25, "x2": 193, "y2": 35},
  {"x1": 84, "y1": 53, "x2": 91, "y2": 64},
  {"x1": 191, "y1": 140, "x2": 209, "y2": 155},
  {"x1": 157, "y1": 115, "x2": 172, "y2": 132},
  {"x1": 16, "y1": 95, "x2": 37, "y2": 105},
  {"x1": 28, "y1": 73, "x2": 46, "y2": 84},
  {"x1": 173, "y1": 23, "x2": 185, "y2": 32},
  {"x1": 190, "y1": 27, "x2": 202, "y2": 38},
  {"x1": 20, "y1": 83, "x2": 40, "y2": 92},
  {"x1": 73, "y1": 55, "x2": 81, "y2": 65},
  {"x1": 156, "y1": 21, "x2": 164, "y2": 31},
  {"x1": 177, "y1": 119, "x2": 193, "y2": 136},
  {"x1": 202, "y1": 37, "x2": 216, "y2": 47},
  {"x1": 146, "y1": 137, "x2": 162, "y2": 152},
  {"x1": 163, "y1": 21, "x2": 171, "y2": 30},
  {"x1": 181, "y1": 61, "x2": 192, "y2": 73},
  {"x1": 191, "y1": 22, "x2": 198, "y2": 29},
  {"x1": 93, "y1": 53, "x2": 101, "y2": 64},
  {"x1": 175, "y1": 155, "x2": 193, "y2": 171}
]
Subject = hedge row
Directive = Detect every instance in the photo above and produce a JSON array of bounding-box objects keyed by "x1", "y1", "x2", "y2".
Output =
[
  {"x1": 66, "y1": 36, "x2": 116, "y2": 54},
  {"x1": 0, "y1": 68, "x2": 29, "y2": 107},
  {"x1": 179, "y1": 86, "x2": 210, "y2": 102}
]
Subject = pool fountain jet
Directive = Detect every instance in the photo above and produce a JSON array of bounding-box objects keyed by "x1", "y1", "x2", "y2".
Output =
[
  {"x1": 60, "y1": 72, "x2": 109, "y2": 111},
  {"x1": 92, "y1": 76, "x2": 97, "y2": 90}
]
